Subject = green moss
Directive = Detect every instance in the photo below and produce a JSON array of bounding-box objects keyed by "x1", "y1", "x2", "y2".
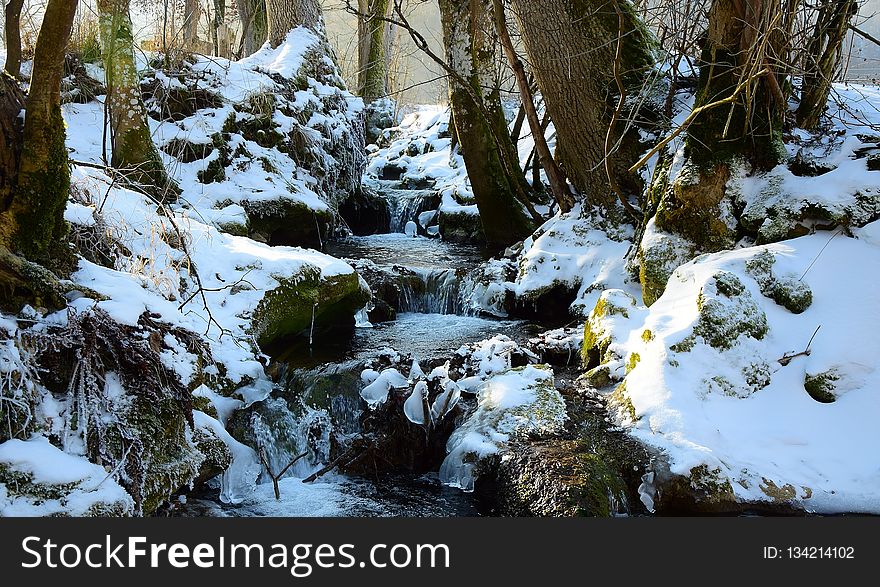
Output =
[
  {"x1": 692, "y1": 271, "x2": 768, "y2": 350},
  {"x1": 746, "y1": 250, "x2": 813, "y2": 314},
  {"x1": 687, "y1": 464, "x2": 736, "y2": 504},
  {"x1": 804, "y1": 369, "x2": 840, "y2": 403},
  {"x1": 583, "y1": 365, "x2": 613, "y2": 389},
  {"x1": 251, "y1": 268, "x2": 370, "y2": 348},
  {"x1": 641, "y1": 329, "x2": 654, "y2": 343},
  {"x1": 759, "y1": 478, "x2": 797, "y2": 502},
  {"x1": 581, "y1": 290, "x2": 636, "y2": 367},
  {"x1": 625, "y1": 352, "x2": 641, "y2": 374},
  {"x1": 242, "y1": 198, "x2": 333, "y2": 249},
  {"x1": 610, "y1": 381, "x2": 637, "y2": 423}
]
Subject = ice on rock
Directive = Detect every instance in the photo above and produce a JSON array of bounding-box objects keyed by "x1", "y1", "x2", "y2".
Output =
[
  {"x1": 440, "y1": 365, "x2": 567, "y2": 491},
  {"x1": 405, "y1": 221, "x2": 418, "y2": 237},
  {"x1": 404, "y1": 381, "x2": 430, "y2": 425},
  {"x1": 431, "y1": 380, "x2": 461, "y2": 421},
  {"x1": 360, "y1": 368, "x2": 409, "y2": 408}
]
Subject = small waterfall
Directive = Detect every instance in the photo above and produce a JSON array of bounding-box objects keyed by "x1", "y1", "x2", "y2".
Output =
[
  {"x1": 398, "y1": 268, "x2": 479, "y2": 315},
  {"x1": 386, "y1": 189, "x2": 439, "y2": 233},
  {"x1": 248, "y1": 397, "x2": 331, "y2": 481}
]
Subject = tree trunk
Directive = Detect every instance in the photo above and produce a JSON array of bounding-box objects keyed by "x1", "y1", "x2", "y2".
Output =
[
  {"x1": 238, "y1": 0, "x2": 268, "y2": 57},
  {"x1": 796, "y1": 0, "x2": 858, "y2": 130},
  {"x1": 183, "y1": 0, "x2": 201, "y2": 49},
  {"x1": 266, "y1": 0, "x2": 322, "y2": 46},
  {"x1": 2, "y1": 0, "x2": 79, "y2": 269},
  {"x1": 98, "y1": 0, "x2": 178, "y2": 200},
  {"x1": 510, "y1": 0, "x2": 654, "y2": 212},
  {"x1": 358, "y1": 0, "x2": 389, "y2": 102},
  {"x1": 212, "y1": 0, "x2": 232, "y2": 57},
  {"x1": 439, "y1": 0, "x2": 535, "y2": 250},
  {"x1": 492, "y1": 0, "x2": 574, "y2": 213},
  {"x1": 3, "y1": 0, "x2": 24, "y2": 78},
  {"x1": 0, "y1": 74, "x2": 25, "y2": 210},
  {"x1": 687, "y1": 0, "x2": 785, "y2": 171}
]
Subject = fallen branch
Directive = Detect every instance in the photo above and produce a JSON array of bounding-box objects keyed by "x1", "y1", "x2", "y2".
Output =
[
  {"x1": 259, "y1": 447, "x2": 309, "y2": 500},
  {"x1": 778, "y1": 325, "x2": 821, "y2": 366}
]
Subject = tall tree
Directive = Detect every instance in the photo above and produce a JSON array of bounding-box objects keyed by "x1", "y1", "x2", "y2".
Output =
[
  {"x1": 2, "y1": 0, "x2": 79, "y2": 269},
  {"x1": 266, "y1": 0, "x2": 322, "y2": 46},
  {"x1": 3, "y1": 0, "x2": 24, "y2": 78},
  {"x1": 438, "y1": 0, "x2": 535, "y2": 250},
  {"x1": 358, "y1": 0, "x2": 391, "y2": 101},
  {"x1": 654, "y1": 0, "x2": 786, "y2": 251},
  {"x1": 510, "y1": 0, "x2": 654, "y2": 213},
  {"x1": 796, "y1": 0, "x2": 858, "y2": 129},
  {"x1": 183, "y1": 0, "x2": 201, "y2": 49},
  {"x1": 98, "y1": 0, "x2": 177, "y2": 199},
  {"x1": 237, "y1": 0, "x2": 268, "y2": 56}
]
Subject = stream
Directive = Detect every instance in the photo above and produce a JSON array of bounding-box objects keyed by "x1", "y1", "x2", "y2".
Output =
[{"x1": 180, "y1": 182, "x2": 543, "y2": 517}]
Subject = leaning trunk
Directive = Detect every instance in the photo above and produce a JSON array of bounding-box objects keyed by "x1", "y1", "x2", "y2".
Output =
[
  {"x1": 511, "y1": 0, "x2": 654, "y2": 212},
  {"x1": 439, "y1": 0, "x2": 535, "y2": 250},
  {"x1": 98, "y1": 0, "x2": 178, "y2": 200},
  {"x1": 2, "y1": 0, "x2": 79, "y2": 269},
  {"x1": 266, "y1": 0, "x2": 322, "y2": 46},
  {"x1": 3, "y1": 0, "x2": 24, "y2": 78}
]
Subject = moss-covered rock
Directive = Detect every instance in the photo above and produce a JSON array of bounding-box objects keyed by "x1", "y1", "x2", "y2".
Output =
[
  {"x1": 804, "y1": 369, "x2": 840, "y2": 403},
  {"x1": 692, "y1": 271, "x2": 768, "y2": 350},
  {"x1": 637, "y1": 221, "x2": 694, "y2": 306},
  {"x1": 439, "y1": 210, "x2": 485, "y2": 245},
  {"x1": 581, "y1": 289, "x2": 637, "y2": 368},
  {"x1": 745, "y1": 249, "x2": 813, "y2": 314},
  {"x1": 242, "y1": 198, "x2": 333, "y2": 249},
  {"x1": 192, "y1": 420, "x2": 233, "y2": 485},
  {"x1": 251, "y1": 267, "x2": 370, "y2": 349}
]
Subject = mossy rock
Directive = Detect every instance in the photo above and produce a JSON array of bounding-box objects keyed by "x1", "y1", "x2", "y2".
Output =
[
  {"x1": 745, "y1": 250, "x2": 813, "y2": 314},
  {"x1": 192, "y1": 421, "x2": 233, "y2": 485},
  {"x1": 338, "y1": 186, "x2": 391, "y2": 235},
  {"x1": 654, "y1": 161, "x2": 738, "y2": 252},
  {"x1": 439, "y1": 210, "x2": 485, "y2": 245},
  {"x1": 0, "y1": 463, "x2": 131, "y2": 516},
  {"x1": 251, "y1": 267, "x2": 370, "y2": 349},
  {"x1": 581, "y1": 289, "x2": 637, "y2": 368},
  {"x1": 692, "y1": 271, "x2": 768, "y2": 350},
  {"x1": 242, "y1": 198, "x2": 333, "y2": 249},
  {"x1": 637, "y1": 227, "x2": 693, "y2": 306},
  {"x1": 804, "y1": 369, "x2": 840, "y2": 403}
]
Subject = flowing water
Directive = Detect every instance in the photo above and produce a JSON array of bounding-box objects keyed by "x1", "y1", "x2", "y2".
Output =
[{"x1": 185, "y1": 185, "x2": 538, "y2": 517}]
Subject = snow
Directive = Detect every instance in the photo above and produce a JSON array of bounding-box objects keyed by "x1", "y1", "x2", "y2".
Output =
[
  {"x1": 440, "y1": 365, "x2": 567, "y2": 491},
  {"x1": 0, "y1": 435, "x2": 133, "y2": 516},
  {"x1": 613, "y1": 225, "x2": 880, "y2": 512}
]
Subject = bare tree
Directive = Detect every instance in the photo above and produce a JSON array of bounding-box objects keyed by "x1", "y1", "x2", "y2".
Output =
[
  {"x1": 3, "y1": 0, "x2": 25, "y2": 78},
  {"x1": 2, "y1": 0, "x2": 79, "y2": 269},
  {"x1": 183, "y1": 0, "x2": 202, "y2": 49},
  {"x1": 238, "y1": 0, "x2": 268, "y2": 56},
  {"x1": 438, "y1": 0, "x2": 535, "y2": 249},
  {"x1": 98, "y1": 0, "x2": 178, "y2": 199},
  {"x1": 510, "y1": 0, "x2": 655, "y2": 214},
  {"x1": 797, "y1": 0, "x2": 859, "y2": 129}
]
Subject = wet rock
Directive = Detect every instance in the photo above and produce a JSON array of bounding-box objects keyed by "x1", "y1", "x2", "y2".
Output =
[
  {"x1": 339, "y1": 186, "x2": 391, "y2": 235},
  {"x1": 242, "y1": 198, "x2": 334, "y2": 249},
  {"x1": 439, "y1": 210, "x2": 485, "y2": 245}
]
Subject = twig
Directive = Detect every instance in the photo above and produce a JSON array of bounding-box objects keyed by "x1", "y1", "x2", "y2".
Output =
[
  {"x1": 259, "y1": 447, "x2": 309, "y2": 500},
  {"x1": 778, "y1": 325, "x2": 821, "y2": 366}
]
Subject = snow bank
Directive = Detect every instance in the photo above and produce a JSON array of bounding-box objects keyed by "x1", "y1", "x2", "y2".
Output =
[
  {"x1": 0, "y1": 436, "x2": 134, "y2": 516},
  {"x1": 614, "y1": 223, "x2": 880, "y2": 513}
]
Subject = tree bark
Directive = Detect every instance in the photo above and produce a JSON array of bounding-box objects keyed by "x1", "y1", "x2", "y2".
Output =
[
  {"x1": 3, "y1": 0, "x2": 24, "y2": 78},
  {"x1": 439, "y1": 0, "x2": 535, "y2": 250},
  {"x1": 98, "y1": 0, "x2": 178, "y2": 200},
  {"x1": 238, "y1": 0, "x2": 268, "y2": 57},
  {"x1": 2, "y1": 0, "x2": 79, "y2": 269},
  {"x1": 0, "y1": 73, "x2": 25, "y2": 211},
  {"x1": 183, "y1": 0, "x2": 201, "y2": 49},
  {"x1": 358, "y1": 0, "x2": 390, "y2": 102},
  {"x1": 796, "y1": 0, "x2": 858, "y2": 130},
  {"x1": 266, "y1": 0, "x2": 322, "y2": 46},
  {"x1": 510, "y1": 0, "x2": 654, "y2": 212},
  {"x1": 492, "y1": 0, "x2": 574, "y2": 213}
]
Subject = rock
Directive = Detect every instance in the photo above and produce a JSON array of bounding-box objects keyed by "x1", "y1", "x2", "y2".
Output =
[
  {"x1": 364, "y1": 98, "x2": 396, "y2": 146},
  {"x1": 338, "y1": 186, "x2": 391, "y2": 235},
  {"x1": 581, "y1": 289, "x2": 638, "y2": 368},
  {"x1": 242, "y1": 198, "x2": 334, "y2": 249},
  {"x1": 192, "y1": 418, "x2": 234, "y2": 485},
  {"x1": 745, "y1": 250, "x2": 813, "y2": 314},
  {"x1": 690, "y1": 271, "x2": 768, "y2": 350},
  {"x1": 637, "y1": 219, "x2": 694, "y2": 306},
  {"x1": 251, "y1": 267, "x2": 370, "y2": 349},
  {"x1": 439, "y1": 210, "x2": 485, "y2": 245},
  {"x1": 804, "y1": 369, "x2": 840, "y2": 403}
]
